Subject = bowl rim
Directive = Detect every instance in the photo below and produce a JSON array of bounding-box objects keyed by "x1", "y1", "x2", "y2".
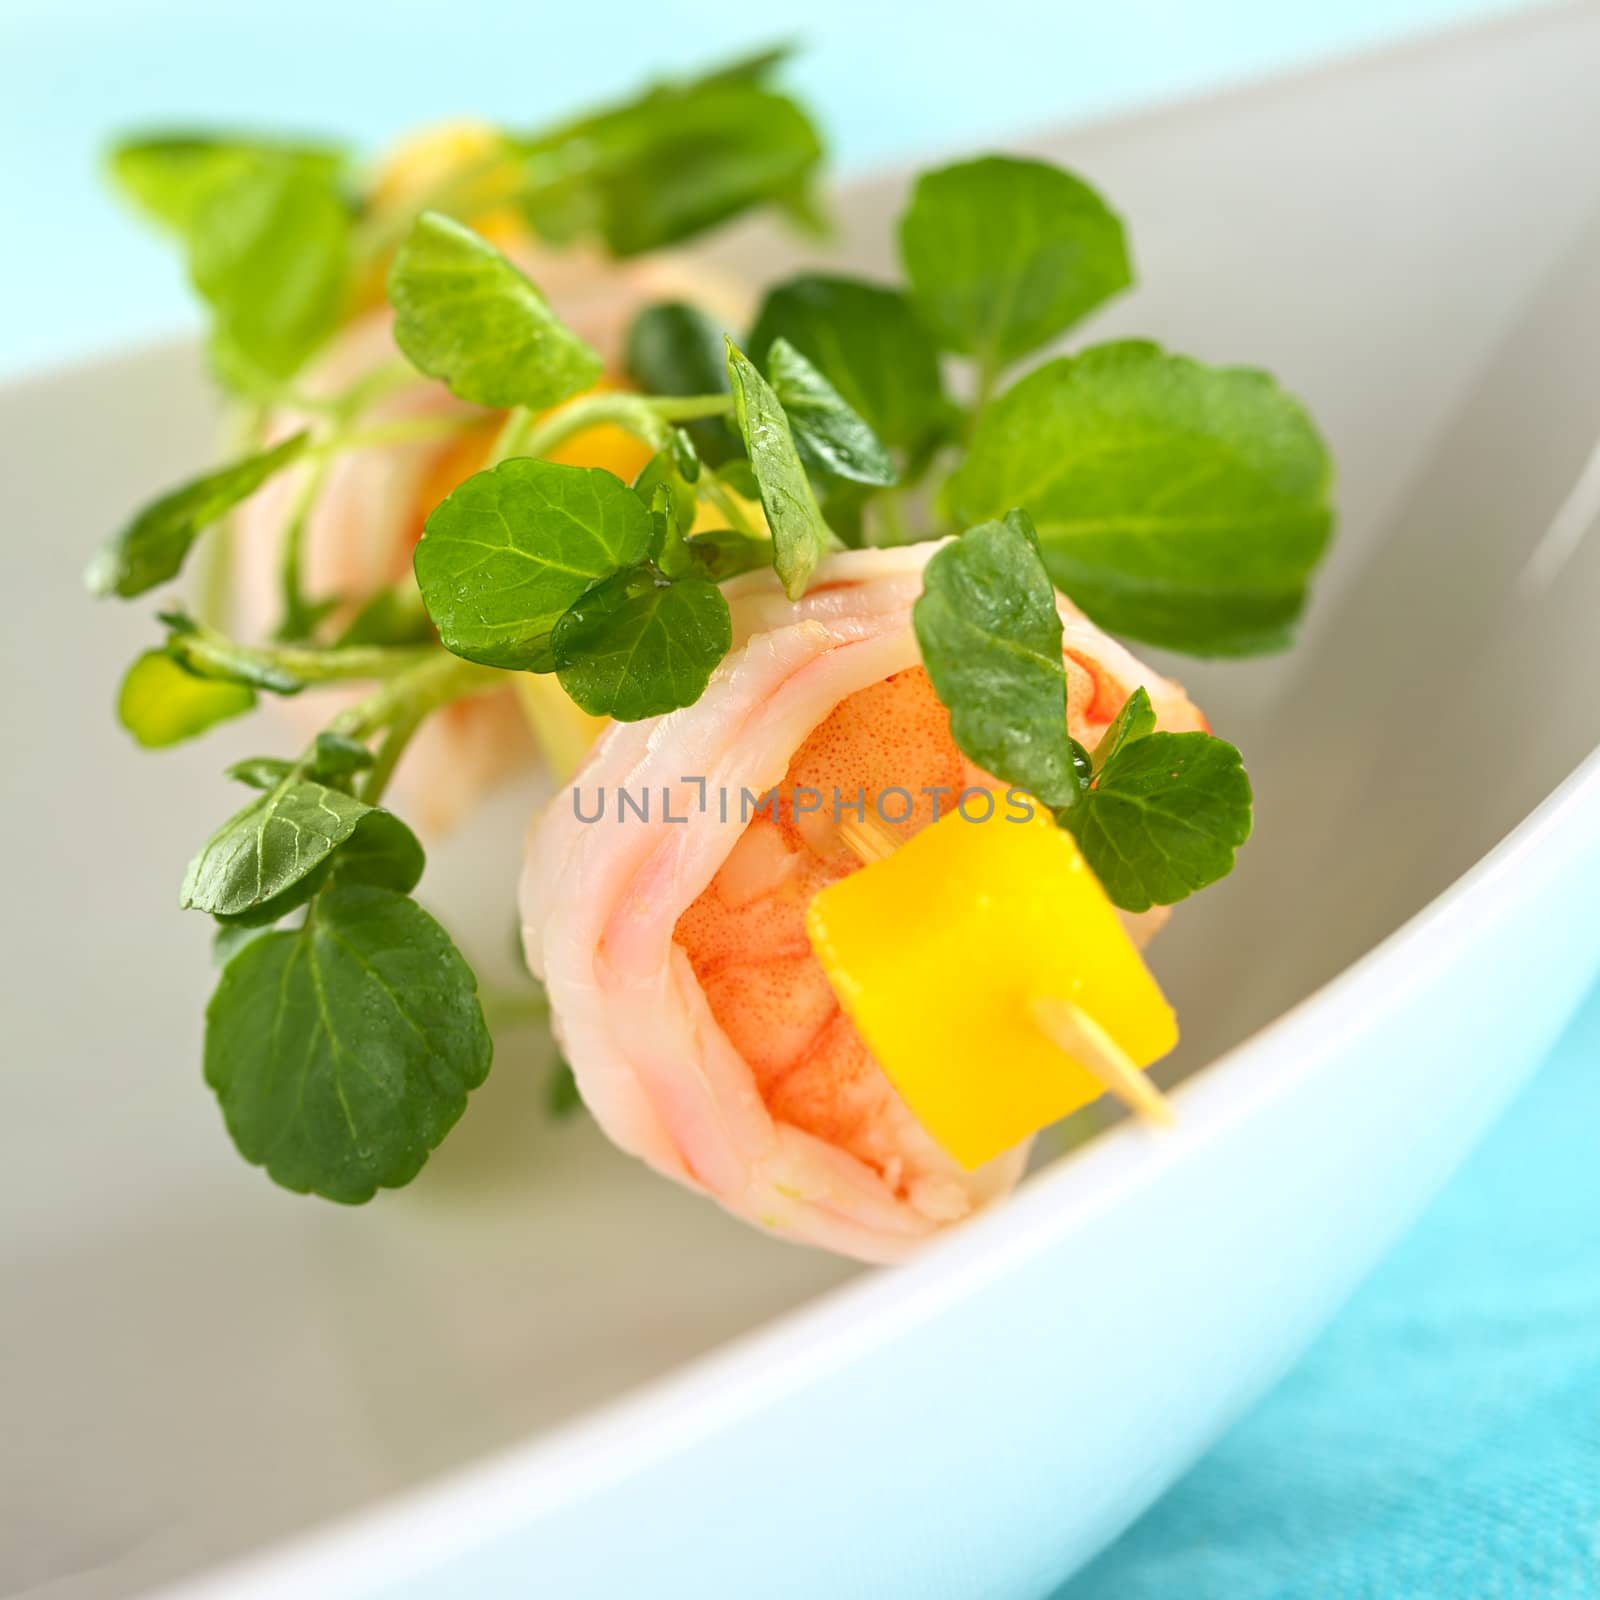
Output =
[{"x1": 156, "y1": 719, "x2": 1599, "y2": 1597}]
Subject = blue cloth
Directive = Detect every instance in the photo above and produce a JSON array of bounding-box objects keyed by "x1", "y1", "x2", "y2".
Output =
[{"x1": 1058, "y1": 981, "x2": 1600, "y2": 1599}]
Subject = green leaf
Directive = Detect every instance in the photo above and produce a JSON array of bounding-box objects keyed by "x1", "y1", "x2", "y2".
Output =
[
  {"x1": 180, "y1": 777, "x2": 373, "y2": 920},
  {"x1": 748, "y1": 274, "x2": 949, "y2": 453},
  {"x1": 226, "y1": 756, "x2": 294, "y2": 790},
  {"x1": 1090, "y1": 685, "x2": 1156, "y2": 775},
  {"x1": 311, "y1": 731, "x2": 374, "y2": 782},
  {"x1": 623, "y1": 301, "x2": 738, "y2": 464},
  {"x1": 85, "y1": 432, "x2": 310, "y2": 599},
  {"x1": 552, "y1": 568, "x2": 732, "y2": 721},
  {"x1": 414, "y1": 459, "x2": 654, "y2": 671},
  {"x1": 188, "y1": 154, "x2": 353, "y2": 379},
  {"x1": 725, "y1": 339, "x2": 830, "y2": 599},
  {"x1": 1064, "y1": 731, "x2": 1253, "y2": 911},
  {"x1": 913, "y1": 512, "x2": 1088, "y2": 809},
  {"x1": 766, "y1": 337, "x2": 897, "y2": 487},
  {"x1": 204, "y1": 885, "x2": 491, "y2": 1202},
  {"x1": 899, "y1": 155, "x2": 1131, "y2": 370},
  {"x1": 108, "y1": 134, "x2": 344, "y2": 235},
  {"x1": 388, "y1": 212, "x2": 603, "y2": 409},
  {"x1": 682, "y1": 528, "x2": 772, "y2": 582},
  {"x1": 948, "y1": 341, "x2": 1335, "y2": 656},
  {"x1": 330, "y1": 811, "x2": 425, "y2": 895},
  {"x1": 117, "y1": 650, "x2": 255, "y2": 748},
  {"x1": 212, "y1": 921, "x2": 273, "y2": 968},
  {"x1": 633, "y1": 451, "x2": 697, "y2": 542},
  {"x1": 516, "y1": 75, "x2": 823, "y2": 258}
]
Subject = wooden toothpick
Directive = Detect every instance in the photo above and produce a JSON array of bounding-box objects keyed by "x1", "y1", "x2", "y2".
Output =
[
  {"x1": 836, "y1": 811, "x2": 901, "y2": 864},
  {"x1": 833, "y1": 816, "x2": 1177, "y2": 1129},
  {"x1": 1029, "y1": 995, "x2": 1175, "y2": 1128}
]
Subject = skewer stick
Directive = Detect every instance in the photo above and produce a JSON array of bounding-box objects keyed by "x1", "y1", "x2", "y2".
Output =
[
  {"x1": 1028, "y1": 995, "x2": 1175, "y2": 1128},
  {"x1": 836, "y1": 812, "x2": 901, "y2": 864},
  {"x1": 834, "y1": 816, "x2": 1177, "y2": 1129}
]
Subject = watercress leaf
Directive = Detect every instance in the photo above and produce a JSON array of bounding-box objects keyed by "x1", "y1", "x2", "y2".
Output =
[
  {"x1": 204, "y1": 885, "x2": 491, "y2": 1202},
  {"x1": 226, "y1": 756, "x2": 294, "y2": 790},
  {"x1": 414, "y1": 459, "x2": 653, "y2": 671},
  {"x1": 552, "y1": 568, "x2": 731, "y2": 721},
  {"x1": 331, "y1": 810, "x2": 425, "y2": 895},
  {"x1": 517, "y1": 78, "x2": 823, "y2": 258},
  {"x1": 188, "y1": 155, "x2": 353, "y2": 379},
  {"x1": 311, "y1": 731, "x2": 374, "y2": 781},
  {"x1": 672, "y1": 427, "x2": 702, "y2": 483},
  {"x1": 683, "y1": 528, "x2": 772, "y2": 582},
  {"x1": 725, "y1": 338, "x2": 830, "y2": 599},
  {"x1": 748, "y1": 274, "x2": 949, "y2": 453},
  {"x1": 388, "y1": 212, "x2": 603, "y2": 409},
  {"x1": 765, "y1": 337, "x2": 897, "y2": 487},
  {"x1": 1063, "y1": 731, "x2": 1253, "y2": 911},
  {"x1": 212, "y1": 921, "x2": 273, "y2": 968},
  {"x1": 1090, "y1": 686, "x2": 1156, "y2": 775},
  {"x1": 109, "y1": 135, "x2": 344, "y2": 236},
  {"x1": 633, "y1": 451, "x2": 697, "y2": 538},
  {"x1": 85, "y1": 431, "x2": 310, "y2": 599},
  {"x1": 899, "y1": 155, "x2": 1131, "y2": 369},
  {"x1": 181, "y1": 776, "x2": 372, "y2": 919},
  {"x1": 117, "y1": 649, "x2": 255, "y2": 748},
  {"x1": 623, "y1": 301, "x2": 737, "y2": 464},
  {"x1": 948, "y1": 341, "x2": 1335, "y2": 656},
  {"x1": 913, "y1": 511, "x2": 1089, "y2": 809}
]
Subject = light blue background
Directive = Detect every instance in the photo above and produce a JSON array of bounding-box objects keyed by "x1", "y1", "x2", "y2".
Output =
[{"x1": 1, "y1": 0, "x2": 1534, "y2": 376}]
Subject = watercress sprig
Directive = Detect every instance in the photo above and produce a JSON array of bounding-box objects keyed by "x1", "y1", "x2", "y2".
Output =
[{"x1": 94, "y1": 54, "x2": 1335, "y2": 1204}]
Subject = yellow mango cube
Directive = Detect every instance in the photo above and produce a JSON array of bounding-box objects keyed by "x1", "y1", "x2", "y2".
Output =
[{"x1": 805, "y1": 809, "x2": 1178, "y2": 1169}]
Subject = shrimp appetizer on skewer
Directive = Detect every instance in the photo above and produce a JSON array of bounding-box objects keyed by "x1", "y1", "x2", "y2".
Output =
[
  {"x1": 89, "y1": 50, "x2": 1333, "y2": 1249},
  {"x1": 523, "y1": 544, "x2": 1209, "y2": 1260}
]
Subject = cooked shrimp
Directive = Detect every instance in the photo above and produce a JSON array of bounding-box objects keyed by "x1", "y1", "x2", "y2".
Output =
[{"x1": 520, "y1": 543, "x2": 1208, "y2": 1262}]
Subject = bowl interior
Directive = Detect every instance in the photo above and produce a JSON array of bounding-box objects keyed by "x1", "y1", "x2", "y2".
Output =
[{"x1": 6, "y1": 11, "x2": 1600, "y2": 1596}]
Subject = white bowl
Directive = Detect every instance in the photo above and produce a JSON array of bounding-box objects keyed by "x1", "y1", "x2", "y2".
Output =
[{"x1": 5, "y1": 9, "x2": 1600, "y2": 1597}]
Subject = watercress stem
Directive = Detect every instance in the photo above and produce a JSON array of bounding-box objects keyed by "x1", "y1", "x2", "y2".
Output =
[
  {"x1": 327, "y1": 651, "x2": 505, "y2": 742},
  {"x1": 277, "y1": 452, "x2": 334, "y2": 632},
  {"x1": 315, "y1": 415, "x2": 477, "y2": 455},
  {"x1": 492, "y1": 392, "x2": 735, "y2": 466},
  {"x1": 173, "y1": 621, "x2": 437, "y2": 687},
  {"x1": 358, "y1": 707, "x2": 425, "y2": 805}
]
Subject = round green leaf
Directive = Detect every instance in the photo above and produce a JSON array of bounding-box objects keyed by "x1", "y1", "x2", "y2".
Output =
[
  {"x1": 389, "y1": 212, "x2": 603, "y2": 409},
  {"x1": 748, "y1": 274, "x2": 950, "y2": 454},
  {"x1": 205, "y1": 886, "x2": 491, "y2": 1202},
  {"x1": 900, "y1": 155, "x2": 1131, "y2": 369},
  {"x1": 414, "y1": 459, "x2": 654, "y2": 670},
  {"x1": 1066, "y1": 731, "x2": 1253, "y2": 911},
  {"x1": 948, "y1": 341, "x2": 1334, "y2": 656},
  {"x1": 553, "y1": 569, "x2": 732, "y2": 721}
]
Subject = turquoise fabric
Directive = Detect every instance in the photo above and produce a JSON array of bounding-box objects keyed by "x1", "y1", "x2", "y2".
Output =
[{"x1": 1058, "y1": 980, "x2": 1600, "y2": 1599}]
